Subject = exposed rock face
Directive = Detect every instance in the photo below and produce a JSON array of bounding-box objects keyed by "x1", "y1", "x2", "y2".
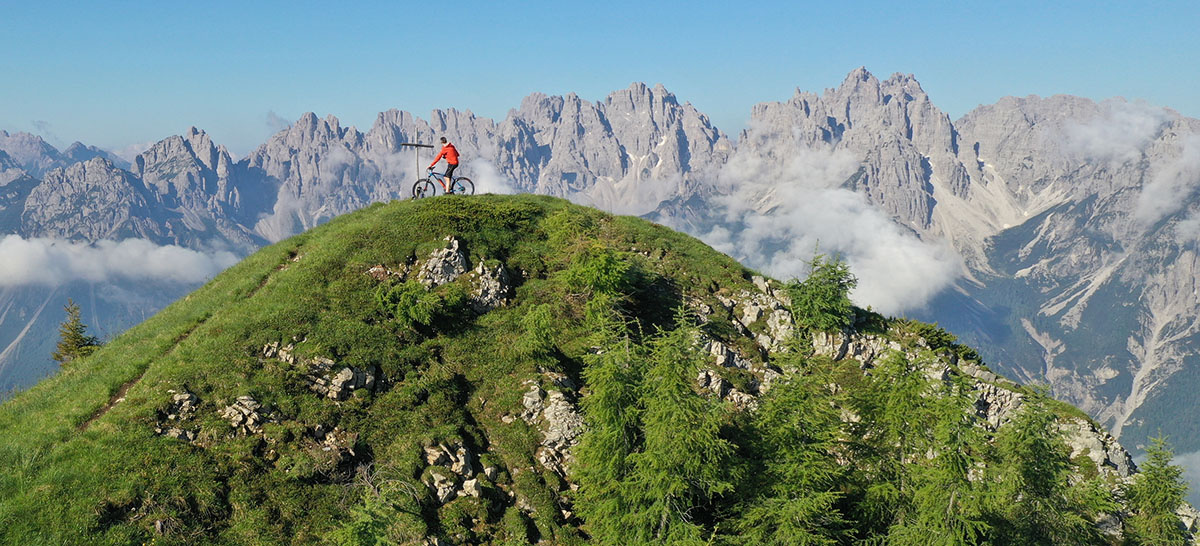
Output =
[
  {"x1": 515, "y1": 382, "x2": 585, "y2": 477},
  {"x1": 0, "y1": 130, "x2": 128, "y2": 177},
  {"x1": 469, "y1": 261, "x2": 512, "y2": 312},
  {"x1": 1061, "y1": 419, "x2": 1136, "y2": 477},
  {"x1": 21, "y1": 158, "x2": 160, "y2": 241},
  {"x1": 419, "y1": 236, "x2": 469, "y2": 288},
  {"x1": 736, "y1": 69, "x2": 958, "y2": 236}
]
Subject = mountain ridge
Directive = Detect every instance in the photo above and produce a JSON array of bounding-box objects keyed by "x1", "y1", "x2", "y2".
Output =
[{"x1": 3, "y1": 69, "x2": 1199, "y2": 472}]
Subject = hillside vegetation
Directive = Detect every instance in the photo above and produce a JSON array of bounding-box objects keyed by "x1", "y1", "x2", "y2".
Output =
[{"x1": 0, "y1": 195, "x2": 1189, "y2": 545}]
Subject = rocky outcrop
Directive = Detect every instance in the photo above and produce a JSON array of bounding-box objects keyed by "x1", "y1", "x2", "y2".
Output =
[
  {"x1": 304, "y1": 356, "x2": 376, "y2": 400},
  {"x1": 421, "y1": 440, "x2": 481, "y2": 505},
  {"x1": 810, "y1": 325, "x2": 1144, "y2": 485},
  {"x1": 697, "y1": 368, "x2": 758, "y2": 410},
  {"x1": 262, "y1": 341, "x2": 376, "y2": 400},
  {"x1": 509, "y1": 382, "x2": 584, "y2": 477},
  {"x1": 1061, "y1": 419, "x2": 1136, "y2": 477},
  {"x1": 469, "y1": 261, "x2": 512, "y2": 313},
  {"x1": 812, "y1": 330, "x2": 906, "y2": 367},
  {"x1": 366, "y1": 263, "x2": 407, "y2": 281},
  {"x1": 714, "y1": 275, "x2": 795, "y2": 353},
  {"x1": 418, "y1": 236, "x2": 469, "y2": 288},
  {"x1": 221, "y1": 396, "x2": 272, "y2": 435}
]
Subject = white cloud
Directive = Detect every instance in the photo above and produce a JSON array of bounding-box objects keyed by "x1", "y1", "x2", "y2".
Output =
[
  {"x1": 0, "y1": 236, "x2": 238, "y2": 287},
  {"x1": 464, "y1": 159, "x2": 515, "y2": 195},
  {"x1": 318, "y1": 145, "x2": 357, "y2": 185},
  {"x1": 1135, "y1": 133, "x2": 1200, "y2": 228},
  {"x1": 684, "y1": 144, "x2": 961, "y2": 316},
  {"x1": 1176, "y1": 210, "x2": 1200, "y2": 242},
  {"x1": 1064, "y1": 99, "x2": 1172, "y2": 164}
]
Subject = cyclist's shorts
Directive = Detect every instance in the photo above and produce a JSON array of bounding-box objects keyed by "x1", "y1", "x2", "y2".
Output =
[{"x1": 445, "y1": 163, "x2": 458, "y2": 179}]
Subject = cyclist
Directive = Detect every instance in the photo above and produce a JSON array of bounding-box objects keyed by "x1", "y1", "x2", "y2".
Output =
[{"x1": 428, "y1": 137, "x2": 461, "y2": 193}]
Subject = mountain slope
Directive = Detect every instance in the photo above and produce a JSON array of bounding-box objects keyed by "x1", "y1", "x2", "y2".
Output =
[
  {"x1": 4, "y1": 70, "x2": 1200, "y2": 479},
  {"x1": 0, "y1": 195, "x2": 1188, "y2": 544}
]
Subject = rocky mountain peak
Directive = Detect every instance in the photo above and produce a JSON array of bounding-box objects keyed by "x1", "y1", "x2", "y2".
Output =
[
  {"x1": 0, "y1": 130, "x2": 63, "y2": 177},
  {"x1": 62, "y1": 141, "x2": 124, "y2": 168}
]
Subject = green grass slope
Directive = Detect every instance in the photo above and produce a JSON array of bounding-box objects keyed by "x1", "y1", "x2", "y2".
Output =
[
  {"x1": 0, "y1": 195, "x2": 1179, "y2": 545},
  {"x1": 0, "y1": 195, "x2": 766, "y2": 544}
]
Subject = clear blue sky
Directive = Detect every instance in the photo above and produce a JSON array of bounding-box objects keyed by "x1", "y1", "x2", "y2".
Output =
[{"x1": 2, "y1": 0, "x2": 1197, "y2": 156}]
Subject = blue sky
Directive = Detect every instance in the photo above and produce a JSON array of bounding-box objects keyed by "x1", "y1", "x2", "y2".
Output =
[{"x1": 2, "y1": 1, "x2": 1197, "y2": 156}]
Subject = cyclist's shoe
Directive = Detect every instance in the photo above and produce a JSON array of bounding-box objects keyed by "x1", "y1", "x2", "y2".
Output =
[{"x1": 446, "y1": 190, "x2": 456, "y2": 195}]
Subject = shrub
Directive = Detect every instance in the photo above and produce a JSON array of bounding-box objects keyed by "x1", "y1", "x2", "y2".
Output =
[{"x1": 517, "y1": 304, "x2": 556, "y2": 357}]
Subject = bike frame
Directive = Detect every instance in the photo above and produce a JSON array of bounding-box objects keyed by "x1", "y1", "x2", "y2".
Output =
[
  {"x1": 426, "y1": 169, "x2": 457, "y2": 192},
  {"x1": 424, "y1": 170, "x2": 465, "y2": 193}
]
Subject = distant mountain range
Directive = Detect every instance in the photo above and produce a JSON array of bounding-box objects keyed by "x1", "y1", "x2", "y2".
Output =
[{"x1": 3, "y1": 68, "x2": 1199, "y2": 465}]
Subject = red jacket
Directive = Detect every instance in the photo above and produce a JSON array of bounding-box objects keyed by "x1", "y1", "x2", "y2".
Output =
[{"x1": 430, "y1": 143, "x2": 459, "y2": 167}]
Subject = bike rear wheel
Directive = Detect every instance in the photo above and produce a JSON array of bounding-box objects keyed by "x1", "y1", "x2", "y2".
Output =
[
  {"x1": 412, "y1": 179, "x2": 438, "y2": 199},
  {"x1": 450, "y1": 177, "x2": 474, "y2": 195}
]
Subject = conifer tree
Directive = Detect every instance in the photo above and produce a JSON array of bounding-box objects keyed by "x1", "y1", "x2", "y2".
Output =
[
  {"x1": 574, "y1": 299, "x2": 644, "y2": 544},
  {"x1": 623, "y1": 310, "x2": 735, "y2": 544},
  {"x1": 52, "y1": 299, "x2": 100, "y2": 365},
  {"x1": 735, "y1": 342, "x2": 848, "y2": 545},
  {"x1": 788, "y1": 252, "x2": 857, "y2": 332},
  {"x1": 1123, "y1": 434, "x2": 1188, "y2": 545},
  {"x1": 887, "y1": 377, "x2": 989, "y2": 546},
  {"x1": 988, "y1": 387, "x2": 1109, "y2": 545},
  {"x1": 849, "y1": 351, "x2": 934, "y2": 534}
]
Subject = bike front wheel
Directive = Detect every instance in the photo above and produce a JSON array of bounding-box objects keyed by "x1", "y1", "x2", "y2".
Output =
[
  {"x1": 450, "y1": 177, "x2": 474, "y2": 195},
  {"x1": 412, "y1": 179, "x2": 438, "y2": 199}
]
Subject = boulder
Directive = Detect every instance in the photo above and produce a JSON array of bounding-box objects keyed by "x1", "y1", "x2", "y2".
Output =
[
  {"x1": 221, "y1": 396, "x2": 271, "y2": 435},
  {"x1": 418, "y1": 236, "x2": 469, "y2": 288},
  {"x1": 461, "y1": 478, "x2": 482, "y2": 498},
  {"x1": 470, "y1": 261, "x2": 512, "y2": 313},
  {"x1": 426, "y1": 470, "x2": 458, "y2": 504}
]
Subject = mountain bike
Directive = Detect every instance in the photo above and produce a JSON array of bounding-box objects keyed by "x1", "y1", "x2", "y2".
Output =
[{"x1": 412, "y1": 168, "x2": 474, "y2": 198}]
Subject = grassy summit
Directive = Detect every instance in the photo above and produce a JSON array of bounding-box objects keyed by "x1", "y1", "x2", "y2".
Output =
[{"x1": 0, "y1": 195, "x2": 1182, "y2": 545}]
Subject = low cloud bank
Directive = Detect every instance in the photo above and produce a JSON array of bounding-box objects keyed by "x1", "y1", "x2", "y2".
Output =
[
  {"x1": 665, "y1": 144, "x2": 962, "y2": 316},
  {"x1": 0, "y1": 236, "x2": 238, "y2": 287}
]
